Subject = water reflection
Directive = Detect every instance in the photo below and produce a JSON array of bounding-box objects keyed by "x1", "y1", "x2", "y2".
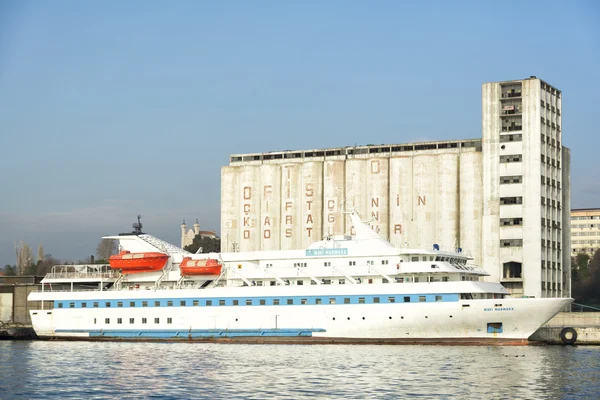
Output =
[{"x1": 0, "y1": 342, "x2": 598, "y2": 399}]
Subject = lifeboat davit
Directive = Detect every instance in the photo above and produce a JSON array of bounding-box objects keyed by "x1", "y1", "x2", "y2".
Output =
[
  {"x1": 109, "y1": 250, "x2": 169, "y2": 274},
  {"x1": 180, "y1": 257, "x2": 222, "y2": 276}
]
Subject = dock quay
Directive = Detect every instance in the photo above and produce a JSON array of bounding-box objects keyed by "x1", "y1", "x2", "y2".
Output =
[{"x1": 530, "y1": 312, "x2": 600, "y2": 345}]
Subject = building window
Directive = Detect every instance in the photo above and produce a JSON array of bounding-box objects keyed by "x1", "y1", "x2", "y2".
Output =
[
  {"x1": 500, "y1": 218, "x2": 523, "y2": 226},
  {"x1": 500, "y1": 175, "x2": 522, "y2": 184},
  {"x1": 500, "y1": 239, "x2": 523, "y2": 247},
  {"x1": 499, "y1": 154, "x2": 522, "y2": 163},
  {"x1": 500, "y1": 197, "x2": 523, "y2": 205}
]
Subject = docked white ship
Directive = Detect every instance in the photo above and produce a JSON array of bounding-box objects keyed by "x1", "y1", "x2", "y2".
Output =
[{"x1": 28, "y1": 213, "x2": 571, "y2": 344}]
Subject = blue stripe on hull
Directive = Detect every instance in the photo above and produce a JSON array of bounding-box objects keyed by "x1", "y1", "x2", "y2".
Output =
[{"x1": 55, "y1": 328, "x2": 326, "y2": 339}]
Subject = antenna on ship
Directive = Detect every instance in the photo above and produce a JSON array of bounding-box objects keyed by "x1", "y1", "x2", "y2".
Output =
[{"x1": 132, "y1": 214, "x2": 144, "y2": 234}]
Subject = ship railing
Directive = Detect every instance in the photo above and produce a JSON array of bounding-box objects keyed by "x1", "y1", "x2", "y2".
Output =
[{"x1": 43, "y1": 271, "x2": 119, "y2": 279}]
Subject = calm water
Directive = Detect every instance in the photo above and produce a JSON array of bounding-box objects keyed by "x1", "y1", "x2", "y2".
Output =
[{"x1": 0, "y1": 341, "x2": 599, "y2": 399}]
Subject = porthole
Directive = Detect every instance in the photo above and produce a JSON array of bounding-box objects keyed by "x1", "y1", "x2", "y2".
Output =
[
  {"x1": 332, "y1": 317, "x2": 336, "y2": 321},
  {"x1": 362, "y1": 317, "x2": 365, "y2": 320},
  {"x1": 347, "y1": 317, "x2": 351, "y2": 320},
  {"x1": 401, "y1": 316, "x2": 404, "y2": 319},
  {"x1": 235, "y1": 318, "x2": 238, "y2": 322},
  {"x1": 425, "y1": 316, "x2": 428, "y2": 318},
  {"x1": 450, "y1": 315, "x2": 453, "y2": 318},
  {"x1": 389, "y1": 316, "x2": 392, "y2": 319}
]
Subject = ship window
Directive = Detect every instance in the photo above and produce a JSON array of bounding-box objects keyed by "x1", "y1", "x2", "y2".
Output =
[
  {"x1": 329, "y1": 298, "x2": 336, "y2": 304},
  {"x1": 193, "y1": 300, "x2": 199, "y2": 306},
  {"x1": 167, "y1": 301, "x2": 173, "y2": 307},
  {"x1": 93, "y1": 318, "x2": 96, "y2": 324},
  {"x1": 129, "y1": 318, "x2": 134, "y2": 324},
  {"x1": 344, "y1": 298, "x2": 351, "y2": 304},
  {"x1": 487, "y1": 322, "x2": 503, "y2": 333},
  {"x1": 219, "y1": 300, "x2": 226, "y2": 306},
  {"x1": 117, "y1": 302, "x2": 123, "y2": 308},
  {"x1": 142, "y1": 318, "x2": 147, "y2": 324},
  {"x1": 154, "y1": 318, "x2": 159, "y2": 324},
  {"x1": 349, "y1": 261, "x2": 356, "y2": 266},
  {"x1": 167, "y1": 318, "x2": 172, "y2": 324},
  {"x1": 436, "y1": 296, "x2": 443, "y2": 302},
  {"x1": 273, "y1": 299, "x2": 280, "y2": 305},
  {"x1": 206, "y1": 300, "x2": 212, "y2": 306},
  {"x1": 105, "y1": 302, "x2": 111, "y2": 308},
  {"x1": 414, "y1": 277, "x2": 419, "y2": 283},
  {"x1": 130, "y1": 301, "x2": 135, "y2": 307},
  {"x1": 411, "y1": 256, "x2": 419, "y2": 262},
  {"x1": 57, "y1": 303, "x2": 63, "y2": 309},
  {"x1": 359, "y1": 297, "x2": 365, "y2": 304},
  {"x1": 382, "y1": 278, "x2": 389, "y2": 283},
  {"x1": 105, "y1": 318, "x2": 110, "y2": 324},
  {"x1": 388, "y1": 297, "x2": 396, "y2": 303},
  {"x1": 373, "y1": 297, "x2": 380, "y2": 303},
  {"x1": 180, "y1": 300, "x2": 186, "y2": 306},
  {"x1": 260, "y1": 299, "x2": 266, "y2": 305},
  {"x1": 419, "y1": 296, "x2": 426, "y2": 302},
  {"x1": 154, "y1": 301, "x2": 160, "y2": 307},
  {"x1": 117, "y1": 318, "x2": 122, "y2": 324},
  {"x1": 297, "y1": 280, "x2": 304, "y2": 285},
  {"x1": 404, "y1": 296, "x2": 411, "y2": 303},
  {"x1": 339, "y1": 279, "x2": 345, "y2": 285},
  {"x1": 82, "y1": 302, "x2": 87, "y2": 308},
  {"x1": 382, "y1": 260, "x2": 389, "y2": 265},
  {"x1": 301, "y1": 298, "x2": 308, "y2": 305},
  {"x1": 69, "y1": 302, "x2": 74, "y2": 308},
  {"x1": 270, "y1": 281, "x2": 277, "y2": 286},
  {"x1": 246, "y1": 299, "x2": 252, "y2": 305},
  {"x1": 233, "y1": 300, "x2": 239, "y2": 306},
  {"x1": 287, "y1": 299, "x2": 293, "y2": 305},
  {"x1": 316, "y1": 298, "x2": 322, "y2": 304},
  {"x1": 324, "y1": 262, "x2": 331, "y2": 266}
]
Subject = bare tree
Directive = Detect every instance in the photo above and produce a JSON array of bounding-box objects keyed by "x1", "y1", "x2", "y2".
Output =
[
  {"x1": 96, "y1": 239, "x2": 117, "y2": 262},
  {"x1": 15, "y1": 241, "x2": 34, "y2": 275}
]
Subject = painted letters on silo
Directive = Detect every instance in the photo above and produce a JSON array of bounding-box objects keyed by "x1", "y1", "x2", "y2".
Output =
[
  {"x1": 345, "y1": 159, "x2": 367, "y2": 235},
  {"x1": 322, "y1": 161, "x2": 345, "y2": 236},
  {"x1": 412, "y1": 155, "x2": 436, "y2": 249},
  {"x1": 238, "y1": 166, "x2": 260, "y2": 252},
  {"x1": 389, "y1": 157, "x2": 413, "y2": 248},
  {"x1": 260, "y1": 165, "x2": 281, "y2": 251},
  {"x1": 367, "y1": 158, "x2": 389, "y2": 239},
  {"x1": 301, "y1": 162, "x2": 323, "y2": 247},
  {"x1": 280, "y1": 163, "x2": 302, "y2": 250}
]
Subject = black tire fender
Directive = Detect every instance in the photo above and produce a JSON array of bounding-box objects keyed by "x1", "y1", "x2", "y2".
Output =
[{"x1": 560, "y1": 327, "x2": 577, "y2": 345}]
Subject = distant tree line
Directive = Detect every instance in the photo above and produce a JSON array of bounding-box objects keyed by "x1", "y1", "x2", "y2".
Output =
[
  {"x1": 1, "y1": 239, "x2": 118, "y2": 276},
  {"x1": 184, "y1": 235, "x2": 220, "y2": 254},
  {"x1": 572, "y1": 250, "x2": 600, "y2": 307}
]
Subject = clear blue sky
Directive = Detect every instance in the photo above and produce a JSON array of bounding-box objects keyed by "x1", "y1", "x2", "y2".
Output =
[{"x1": 0, "y1": 0, "x2": 598, "y2": 266}]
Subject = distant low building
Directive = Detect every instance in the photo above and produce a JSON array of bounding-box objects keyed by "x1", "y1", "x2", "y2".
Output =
[
  {"x1": 180, "y1": 219, "x2": 218, "y2": 248},
  {"x1": 571, "y1": 208, "x2": 600, "y2": 256}
]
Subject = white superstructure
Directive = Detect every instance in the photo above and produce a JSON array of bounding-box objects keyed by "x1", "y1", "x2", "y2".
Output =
[{"x1": 28, "y1": 213, "x2": 570, "y2": 344}]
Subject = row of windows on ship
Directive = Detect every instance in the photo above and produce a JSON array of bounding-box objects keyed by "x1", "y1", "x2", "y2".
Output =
[
  {"x1": 273, "y1": 256, "x2": 470, "y2": 269},
  {"x1": 55, "y1": 292, "x2": 502, "y2": 310},
  {"x1": 242, "y1": 274, "x2": 480, "y2": 287}
]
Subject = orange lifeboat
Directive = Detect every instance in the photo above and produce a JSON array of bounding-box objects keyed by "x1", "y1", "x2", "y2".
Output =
[
  {"x1": 109, "y1": 250, "x2": 169, "y2": 274},
  {"x1": 180, "y1": 257, "x2": 222, "y2": 276}
]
